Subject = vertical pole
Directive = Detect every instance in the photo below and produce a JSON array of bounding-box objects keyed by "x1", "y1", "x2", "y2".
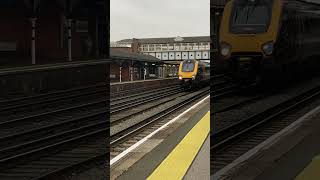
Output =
[
  {"x1": 119, "y1": 65, "x2": 122, "y2": 82},
  {"x1": 130, "y1": 67, "x2": 133, "y2": 81},
  {"x1": 67, "y1": 19, "x2": 72, "y2": 61},
  {"x1": 119, "y1": 66, "x2": 122, "y2": 82},
  {"x1": 144, "y1": 67, "x2": 146, "y2": 80},
  {"x1": 95, "y1": 16, "x2": 99, "y2": 58},
  {"x1": 31, "y1": 18, "x2": 36, "y2": 65},
  {"x1": 130, "y1": 60, "x2": 133, "y2": 81},
  {"x1": 163, "y1": 66, "x2": 165, "y2": 78}
]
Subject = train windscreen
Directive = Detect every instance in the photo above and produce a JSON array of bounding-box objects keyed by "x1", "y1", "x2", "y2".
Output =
[
  {"x1": 230, "y1": 0, "x2": 273, "y2": 33},
  {"x1": 182, "y1": 61, "x2": 195, "y2": 72}
]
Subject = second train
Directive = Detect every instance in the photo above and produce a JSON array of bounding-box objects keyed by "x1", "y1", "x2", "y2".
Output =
[
  {"x1": 219, "y1": 0, "x2": 320, "y2": 83},
  {"x1": 178, "y1": 59, "x2": 210, "y2": 90}
]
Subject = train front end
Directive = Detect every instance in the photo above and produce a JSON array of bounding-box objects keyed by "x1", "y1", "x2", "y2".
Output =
[
  {"x1": 219, "y1": 0, "x2": 281, "y2": 82},
  {"x1": 178, "y1": 60, "x2": 199, "y2": 89}
]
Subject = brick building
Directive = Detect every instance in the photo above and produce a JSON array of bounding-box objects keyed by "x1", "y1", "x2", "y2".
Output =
[
  {"x1": 0, "y1": 0, "x2": 107, "y2": 67},
  {"x1": 110, "y1": 49, "x2": 166, "y2": 82}
]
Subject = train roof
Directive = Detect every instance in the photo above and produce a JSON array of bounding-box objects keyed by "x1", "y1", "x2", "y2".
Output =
[
  {"x1": 182, "y1": 59, "x2": 210, "y2": 66},
  {"x1": 198, "y1": 61, "x2": 210, "y2": 67}
]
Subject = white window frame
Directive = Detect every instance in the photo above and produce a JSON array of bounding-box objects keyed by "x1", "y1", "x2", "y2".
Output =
[{"x1": 161, "y1": 44, "x2": 168, "y2": 51}]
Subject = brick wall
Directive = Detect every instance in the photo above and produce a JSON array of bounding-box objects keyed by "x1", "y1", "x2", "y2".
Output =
[{"x1": 0, "y1": 2, "x2": 103, "y2": 66}]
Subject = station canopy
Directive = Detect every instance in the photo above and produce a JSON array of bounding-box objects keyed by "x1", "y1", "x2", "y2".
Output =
[{"x1": 110, "y1": 49, "x2": 161, "y2": 63}]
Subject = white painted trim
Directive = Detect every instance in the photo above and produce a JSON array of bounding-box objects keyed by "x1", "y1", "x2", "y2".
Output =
[
  {"x1": 110, "y1": 95, "x2": 210, "y2": 166},
  {"x1": 211, "y1": 105, "x2": 320, "y2": 180}
]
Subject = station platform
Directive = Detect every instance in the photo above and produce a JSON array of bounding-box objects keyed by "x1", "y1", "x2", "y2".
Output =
[
  {"x1": 216, "y1": 105, "x2": 320, "y2": 180},
  {"x1": 111, "y1": 96, "x2": 210, "y2": 179},
  {"x1": 111, "y1": 77, "x2": 179, "y2": 93}
]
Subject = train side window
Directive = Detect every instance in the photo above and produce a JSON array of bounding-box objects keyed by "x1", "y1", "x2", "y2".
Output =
[{"x1": 205, "y1": 66, "x2": 210, "y2": 73}]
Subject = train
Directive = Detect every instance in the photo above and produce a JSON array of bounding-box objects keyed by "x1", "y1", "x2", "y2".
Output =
[
  {"x1": 178, "y1": 59, "x2": 210, "y2": 89},
  {"x1": 219, "y1": 0, "x2": 320, "y2": 83}
]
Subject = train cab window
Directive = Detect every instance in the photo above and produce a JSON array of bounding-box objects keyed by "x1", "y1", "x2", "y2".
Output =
[
  {"x1": 231, "y1": 0, "x2": 273, "y2": 34},
  {"x1": 182, "y1": 61, "x2": 195, "y2": 72}
]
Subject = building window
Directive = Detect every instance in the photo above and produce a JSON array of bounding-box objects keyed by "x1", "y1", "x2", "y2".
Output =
[
  {"x1": 168, "y1": 43, "x2": 174, "y2": 51},
  {"x1": 142, "y1": 44, "x2": 148, "y2": 51},
  {"x1": 156, "y1": 44, "x2": 161, "y2": 51},
  {"x1": 199, "y1": 43, "x2": 205, "y2": 50},
  {"x1": 182, "y1": 43, "x2": 188, "y2": 51},
  {"x1": 188, "y1": 43, "x2": 193, "y2": 50},
  {"x1": 149, "y1": 44, "x2": 155, "y2": 51},
  {"x1": 193, "y1": 43, "x2": 199, "y2": 50},
  {"x1": 205, "y1": 42, "x2": 210, "y2": 50},
  {"x1": 174, "y1": 43, "x2": 180, "y2": 51},
  {"x1": 162, "y1": 44, "x2": 168, "y2": 51}
]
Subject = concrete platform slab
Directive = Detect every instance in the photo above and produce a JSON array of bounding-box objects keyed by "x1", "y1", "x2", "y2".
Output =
[
  {"x1": 111, "y1": 96, "x2": 210, "y2": 179},
  {"x1": 184, "y1": 135, "x2": 210, "y2": 180}
]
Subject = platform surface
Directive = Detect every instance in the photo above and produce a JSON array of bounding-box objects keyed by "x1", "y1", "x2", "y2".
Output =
[{"x1": 113, "y1": 97, "x2": 210, "y2": 179}]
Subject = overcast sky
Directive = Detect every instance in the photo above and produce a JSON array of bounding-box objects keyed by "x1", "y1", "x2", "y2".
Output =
[{"x1": 110, "y1": 0, "x2": 210, "y2": 42}]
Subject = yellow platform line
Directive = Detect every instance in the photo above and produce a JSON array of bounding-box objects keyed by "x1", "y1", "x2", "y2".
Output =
[
  {"x1": 147, "y1": 111, "x2": 210, "y2": 180},
  {"x1": 296, "y1": 155, "x2": 320, "y2": 180}
]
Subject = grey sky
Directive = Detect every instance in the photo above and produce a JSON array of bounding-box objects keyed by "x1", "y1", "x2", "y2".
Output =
[{"x1": 110, "y1": 0, "x2": 210, "y2": 41}]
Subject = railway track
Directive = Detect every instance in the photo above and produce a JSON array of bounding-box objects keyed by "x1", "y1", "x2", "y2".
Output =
[
  {"x1": 111, "y1": 93, "x2": 187, "y2": 127},
  {"x1": 211, "y1": 84, "x2": 320, "y2": 175},
  {"x1": 0, "y1": 84, "x2": 108, "y2": 180},
  {"x1": 110, "y1": 87, "x2": 210, "y2": 160},
  {"x1": 110, "y1": 85, "x2": 183, "y2": 113},
  {"x1": 211, "y1": 74, "x2": 256, "y2": 100},
  {"x1": 0, "y1": 81, "x2": 206, "y2": 179},
  {"x1": 212, "y1": 81, "x2": 258, "y2": 101},
  {"x1": 212, "y1": 74, "x2": 228, "y2": 87},
  {"x1": 110, "y1": 83, "x2": 179, "y2": 98},
  {"x1": 111, "y1": 85, "x2": 181, "y2": 102},
  {"x1": 0, "y1": 83, "x2": 187, "y2": 179},
  {"x1": 0, "y1": 83, "x2": 107, "y2": 116},
  {"x1": 213, "y1": 94, "x2": 266, "y2": 114}
]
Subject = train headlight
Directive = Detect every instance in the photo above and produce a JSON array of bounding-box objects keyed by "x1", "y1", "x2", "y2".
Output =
[
  {"x1": 179, "y1": 76, "x2": 182, "y2": 80},
  {"x1": 220, "y1": 42, "x2": 231, "y2": 57},
  {"x1": 192, "y1": 75, "x2": 196, "y2": 80},
  {"x1": 262, "y1": 42, "x2": 274, "y2": 56}
]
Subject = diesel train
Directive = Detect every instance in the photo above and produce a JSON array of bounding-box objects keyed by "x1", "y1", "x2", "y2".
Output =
[
  {"x1": 219, "y1": 0, "x2": 320, "y2": 83},
  {"x1": 178, "y1": 59, "x2": 210, "y2": 89}
]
